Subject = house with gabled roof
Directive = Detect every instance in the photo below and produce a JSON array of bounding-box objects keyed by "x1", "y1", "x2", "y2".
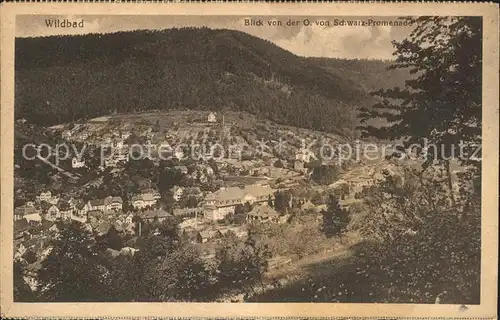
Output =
[
  {"x1": 86, "y1": 198, "x2": 107, "y2": 212},
  {"x1": 37, "y1": 190, "x2": 52, "y2": 202},
  {"x1": 204, "y1": 186, "x2": 246, "y2": 221},
  {"x1": 141, "y1": 188, "x2": 161, "y2": 200},
  {"x1": 48, "y1": 194, "x2": 60, "y2": 205},
  {"x1": 242, "y1": 183, "x2": 275, "y2": 204},
  {"x1": 73, "y1": 199, "x2": 87, "y2": 216},
  {"x1": 110, "y1": 196, "x2": 123, "y2": 211},
  {"x1": 86, "y1": 196, "x2": 123, "y2": 212},
  {"x1": 24, "y1": 212, "x2": 42, "y2": 224},
  {"x1": 106, "y1": 247, "x2": 121, "y2": 258},
  {"x1": 120, "y1": 246, "x2": 139, "y2": 256},
  {"x1": 62, "y1": 130, "x2": 72, "y2": 139},
  {"x1": 203, "y1": 183, "x2": 276, "y2": 221},
  {"x1": 14, "y1": 205, "x2": 40, "y2": 221},
  {"x1": 58, "y1": 200, "x2": 73, "y2": 220},
  {"x1": 171, "y1": 186, "x2": 184, "y2": 201},
  {"x1": 141, "y1": 209, "x2": 172, "y2": 222},
  {"x1": 130, "y1": 192, "x2": 157, "y2": 210},
  {"x1": 45, "y1": 205, "x2": 60, "y2": 221},
  {"x1": 246, "y1": 205, "x2": 280, "y2": 223},
  {"x1": 125, "y1": 213, "x2": 134, "y2": 225},
  {"x1": 113, "y1": 219, "x2": 124, "y2": 233},
  {"x1": 197, "y1": 229, "x2": 220, "y2": 243},
  {"x1": 173, "y1": 207, "x2": 203, "y2": 218}
]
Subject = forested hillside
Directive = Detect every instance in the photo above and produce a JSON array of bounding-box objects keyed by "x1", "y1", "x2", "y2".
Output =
[
  {"x1": 15, "y1": 28, "x2": 406, "y2": 134},
  {"x1": 307, "y1": 57, "x2": 410, "y2": 92}
]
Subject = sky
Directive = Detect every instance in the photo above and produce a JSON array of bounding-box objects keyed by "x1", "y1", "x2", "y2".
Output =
[{"x1": 16, "y1": 15, "x2": 414, "y2": 59}]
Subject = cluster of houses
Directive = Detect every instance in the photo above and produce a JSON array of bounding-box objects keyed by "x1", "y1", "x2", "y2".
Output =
[
  {"x1": 14, "y1": 180, "x2": 290, "y2": 255},
  {"x1": 14, "y1": 187, "x2": 163, "y2": 228},
  {"x1": 60, "y1": 110, "x2": 317, "y2": 172},
  {"x1": 15, "y1": 111, "x2": 398, "y2": 294},
  {"x1": 14, "y1": 180, "x2": 288, "y2": 234},
  {"x1": 130, "y1": 189, "x2": 161, "y2": 209},
  {"x1": 15, "y1": 191, "x2": 85, "y2": 223},
  {"x1": 61, "y1": 112, "x2": 223, "y2": 170},
  {"x1": 13, "y1": 181, "x2": 286, "y2": 291}
]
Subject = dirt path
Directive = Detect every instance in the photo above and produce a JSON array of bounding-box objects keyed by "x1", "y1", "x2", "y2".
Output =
[{"x1": 265, "y1": 244, "x2": 354, "y2": 280}]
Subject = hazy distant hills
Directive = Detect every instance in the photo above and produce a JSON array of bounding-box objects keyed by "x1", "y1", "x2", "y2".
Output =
[
  {"x1": 15, "y1": 28, "x2": 409, "y2": 134},
  {"x1": 307, "y1": 57, "x2": 410, "y2": 92}
]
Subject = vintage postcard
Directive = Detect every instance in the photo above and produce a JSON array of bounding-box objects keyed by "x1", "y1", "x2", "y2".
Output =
[{"x1": 1, "y1": 2, "x2": 498, "y2": 319}]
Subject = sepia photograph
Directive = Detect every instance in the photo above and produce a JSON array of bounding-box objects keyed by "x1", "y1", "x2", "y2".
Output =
[{"x1": 1, "y1": 2, "x2": 498, "y2": 319}]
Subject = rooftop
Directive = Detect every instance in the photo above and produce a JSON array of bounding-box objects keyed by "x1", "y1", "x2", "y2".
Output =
[
  {"x1": 243, "y1": 184, "x2": 274, "y2": 199},
  {"x1": 111, "y1": 196, "x2": 123, "y2": 204},
  {"x1": 141, "y1": 209, "x2": 172, "y2": 220},
  {"x1": 14, "y1": 205, "x2": 40, "y2": 216},
  {"x1": 198, "y1": 229, "x2": 220, "y2": 239},
  {"x1": 205, "y1": 186, "x2": 246, "y2": 202},
  {"x1": 247, "y1": 205, "x2": 280, "y2": 218}
]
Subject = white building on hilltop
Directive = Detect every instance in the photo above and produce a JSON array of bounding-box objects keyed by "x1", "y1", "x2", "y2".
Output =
[{"x1": 208, "y1": 112, "x2": 217, "y2": 123}]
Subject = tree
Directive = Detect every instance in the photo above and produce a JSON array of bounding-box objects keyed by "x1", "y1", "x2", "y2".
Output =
[
  {"x1": 107, "y1": 226, "x2": 124, "y2": 251},
  {"x1": 160, "y1": 193, "x2": 176, "y2": 211},
  {"x1": 358, "y1": 17, "x2": 482, "y2": 200},
  {"x1": 215, "y1": 232, "x2": 269, "y2": 295},
  {"x1": 37, "y1": 221, "x2": 112, "y2": 301},
  {"x1": 158, "y1": 168, "x2": 184, "y2": 193},
  {"x1": 311, "y1": 165, "x2": 339, "y2": 185},
  {"x1": 250, "y1": 167, "x2": 480, "y2": 304},
  {"x1": 243, "y1": 201, "x2": 253, "y2": 213},
  {"x1": 267, "y1": 195, "x2": 273, "y2": 207},
  {"x1": 121, "y1": 195, "x2": 131, "y2": 213},
  {"x1": 23, "y1": 250, "x2": 38, "y2": 264},
  {"x1": 321, "y1": 194, "x2": 350, "y2": 237},
  {"x1": 182, "y1": 195, "x2": 199, "y2": 208},
  {"x1": 157, "y1": 218, "x2": 181, "y2": 245},
  {"x1": 273, "y1": 190, "x2": 291, "y2": 214},
  {"x1": 107, "y1": 253, "x2": 146, "y2": 301},
  {"x1": 207, "y1": 158, "x2": 219, "y2": 176},
  {"x1": 350, "y1": 18, "x2": 482, "y2": 303},
  {"x1": 14, "y1": 261, "x2": 36, "y2": 302},
  {"x1": 234, "y1": 203, "x2": 245, "y2": 215},
  {"x1": 158, "y1": 244, "x2": 214, "y2": 301},
  {"x1": 348, "y1": 167, "x2": 481, "y2": 303},
  {"x1": 273, "y1": 159, "x2": 284, "y2": 168},
  {"x1": 288, "y1": 217, "x2": 325, "y2": 259},
  {"x1": 114, "y1": 223, "x2": 213, "y2": 302},
  {"x1": 28, "y1": 224, "x2": 43, "y2": 236}
]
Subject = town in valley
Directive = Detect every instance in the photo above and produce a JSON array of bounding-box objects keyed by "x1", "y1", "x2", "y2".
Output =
[{"x1": 12, "y1": 16, "x2": 482, "y2": 304}]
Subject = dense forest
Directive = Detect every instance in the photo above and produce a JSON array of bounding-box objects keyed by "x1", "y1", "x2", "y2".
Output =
[{"x1": 15, "y1": 28, "x2": 408, "y2": 134}]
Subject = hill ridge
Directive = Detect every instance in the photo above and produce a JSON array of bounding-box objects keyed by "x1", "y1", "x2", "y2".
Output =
[{"x1": 15, "y1": 27, "x2": 407, "y2": 134}]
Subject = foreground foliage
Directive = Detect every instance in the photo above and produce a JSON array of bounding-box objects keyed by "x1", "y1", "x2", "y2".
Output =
[{"x1": 21, "y1": 218, "x2": 270, "y2": 302}]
